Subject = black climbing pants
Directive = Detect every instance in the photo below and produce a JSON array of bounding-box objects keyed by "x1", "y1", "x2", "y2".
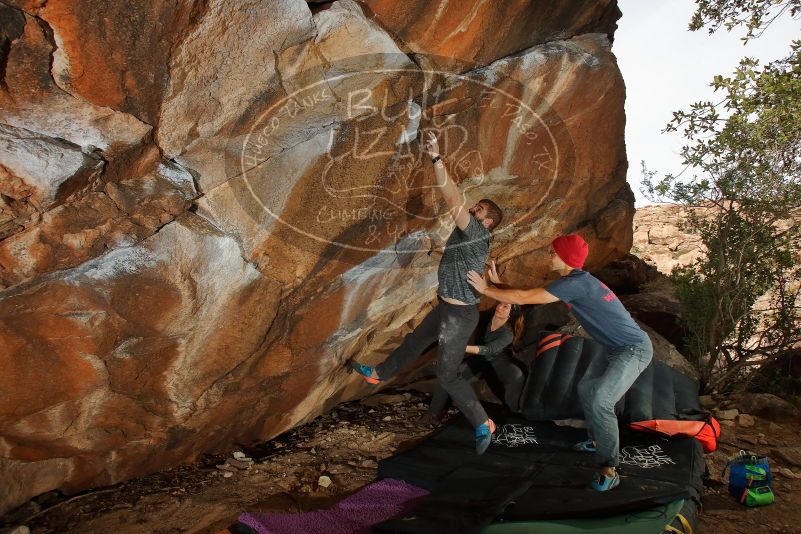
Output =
[
  {"x1": 376, "y1": 299, "x2": 488, "y2": 427},
  {"x1": 429, "y1": 354, "x2": 525, "y2": 416}
]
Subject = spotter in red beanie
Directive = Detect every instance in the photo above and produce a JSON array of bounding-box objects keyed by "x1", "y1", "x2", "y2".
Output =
[{"x1": 551, "y1": 234, "x2": 589, "y2": 269}]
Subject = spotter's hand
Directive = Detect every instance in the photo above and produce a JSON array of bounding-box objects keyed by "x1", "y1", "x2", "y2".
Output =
[
  {"x1": 467, "y1": 270, "x2": 488, "y2": 294},
  {"x1": 488, "y1": 259, "x2": 501, "y2": 285}
]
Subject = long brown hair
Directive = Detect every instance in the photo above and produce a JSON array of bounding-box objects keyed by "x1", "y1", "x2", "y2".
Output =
[{"x1": 509, "y1": 304, "x2": 526, "y2": 353}]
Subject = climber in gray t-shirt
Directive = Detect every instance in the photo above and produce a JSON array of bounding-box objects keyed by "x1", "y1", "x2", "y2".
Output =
[
  {"x1": 438, "y1": 215, "x2": 490, "y2": 304},
  {"x1": 350, "y1": 132, "x2": 503, "y2": 455}
]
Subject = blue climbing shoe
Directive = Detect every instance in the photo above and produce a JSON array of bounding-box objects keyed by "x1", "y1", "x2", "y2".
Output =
[
  {"x1": 348, "y1": 361, "x2": 381, "y2": 384},
  {"x1": 572, "y1": 439, "x2": 597, "y2": 453},
  {"x1": 475, "y1": 419, "x2": 496, "y2": 455},
  {"x1": 590, "y1": 471, "x2": 620, "y2": 491}
]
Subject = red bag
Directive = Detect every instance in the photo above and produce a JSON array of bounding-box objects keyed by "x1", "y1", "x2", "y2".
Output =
[{"x1": 630, "y1": 416, "x2": 721, "y2": 453}]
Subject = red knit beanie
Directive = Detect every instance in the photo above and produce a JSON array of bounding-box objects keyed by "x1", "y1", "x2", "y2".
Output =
[{"x1": 551, "y1": 234, "x2": 589, "y2": 269}]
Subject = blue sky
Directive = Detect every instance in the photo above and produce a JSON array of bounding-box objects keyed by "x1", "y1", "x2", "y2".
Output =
[{"x1": 614, "y1": 0, "x2": 800, "y2": 206}]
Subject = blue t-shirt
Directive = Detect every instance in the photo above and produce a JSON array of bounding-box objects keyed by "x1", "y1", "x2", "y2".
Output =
[{"x1": 546, "y1": 270, "x2": 646, "y2": 352}]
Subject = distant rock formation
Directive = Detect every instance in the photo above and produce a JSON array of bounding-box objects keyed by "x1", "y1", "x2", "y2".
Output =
[
  {"x1": 0, "y1": 0, "x2": 631, "y2": 513},
  {"x1": 632, "y1": 204, "x2": 703, "y2": 275}
]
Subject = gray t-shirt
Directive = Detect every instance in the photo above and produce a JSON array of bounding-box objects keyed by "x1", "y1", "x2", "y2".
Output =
[
  {"x1": 546, "y1": 270, "x2": 646, "y2": 352},
  {"x1": 438, "y1": 216, "x2": 490, "y2": 304}
]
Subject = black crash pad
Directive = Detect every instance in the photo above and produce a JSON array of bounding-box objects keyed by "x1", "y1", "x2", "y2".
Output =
[
  {"x1": 514, "y1": 333, "x2": 703, "y2": 423},
  {"x1": 376, "y1": 408, "x2": 704, "y2": 533}
]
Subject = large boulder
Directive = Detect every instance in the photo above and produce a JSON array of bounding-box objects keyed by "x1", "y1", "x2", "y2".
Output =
[
  {"x1": 0, "y1": 214, "x2": 283, "y2": 510},
  {"x1": 0, "y1": 124, "x2": 104, "y2": 214},
  {"x1": 0, "y1": 0, "x2": 635, "y2": 513},
  {"x1": 592, "y1": 253, "x2": 664, "y2": 295},
  {"x1": 732, "y1": 393, "x2": 800, "y2": 421},
  {"x1": 0, "y1": 156, "x2": 197, "y2": 287},
  {"x1": 0, "y1": 6, "x2": 151, "y2": 156},
  {"x1": 361, "y1": 0, "x2": 621, "y2": 72},
  {"x1": 7, "y1": 0, "x2": 203, "y2": 125},
  {"x1": 620, "y1": 288, "x2": 687, "y2": 352}
]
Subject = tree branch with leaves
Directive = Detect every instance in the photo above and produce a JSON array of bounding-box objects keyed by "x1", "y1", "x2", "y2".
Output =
[{"x1": 642, "y1": 39, "x2": 801, "y2": 392}]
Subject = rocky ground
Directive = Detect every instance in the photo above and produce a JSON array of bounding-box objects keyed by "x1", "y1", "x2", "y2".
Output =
[
  {"x1": 0, "y1": 387, "x2": 441, "y2": 534},
  {"x1": 1, "y1": 387, "x2": 800, "y2": 534},
  {"x1": 699, "y1": 394, "x2": 801, "y2": 534}
]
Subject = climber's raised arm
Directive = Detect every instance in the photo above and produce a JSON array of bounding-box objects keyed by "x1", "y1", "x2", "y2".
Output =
[{"x1": 423, "y1": 132, "x2": 471, "y2": 231}]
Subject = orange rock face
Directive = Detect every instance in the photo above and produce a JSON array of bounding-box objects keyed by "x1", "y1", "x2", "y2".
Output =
[
  {"x1": 362, "y1": 0, "x2": 620, "y2": 70},
  {"x1": 37, "y1": 0, "x2": 201, "y2": 124},
  {"x1": 0, "y1": 0, "x2": 633, "y2": 513}
]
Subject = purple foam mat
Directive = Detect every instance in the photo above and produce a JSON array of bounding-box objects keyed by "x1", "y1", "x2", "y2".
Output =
[{"x1": 239, "y1": 478, "x2": 429, "y2": 534}]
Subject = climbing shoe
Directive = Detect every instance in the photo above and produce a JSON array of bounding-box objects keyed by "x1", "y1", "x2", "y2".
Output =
[
  {"x1": 348, "y1": 361, "x2": 381, "y2": 385},
  {"x1": 475, "y1": 419, "x2": 496, "y2": 455},
  {"x1": 590, "y1": 471, "x2": 620, "y2": 491},
  {"x1": 572, "y1": 439, "x2": 597, "y2": 453}
]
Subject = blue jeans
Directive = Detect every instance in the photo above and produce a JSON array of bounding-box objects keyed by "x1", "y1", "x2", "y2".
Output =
[{"x1": 577, "y1": 336, "x2": 653, "y2": 468}]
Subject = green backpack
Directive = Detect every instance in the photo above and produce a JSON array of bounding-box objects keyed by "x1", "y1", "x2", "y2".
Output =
[{"x1": 723, "y1": 450, "x2": 775, "y2": 507}]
